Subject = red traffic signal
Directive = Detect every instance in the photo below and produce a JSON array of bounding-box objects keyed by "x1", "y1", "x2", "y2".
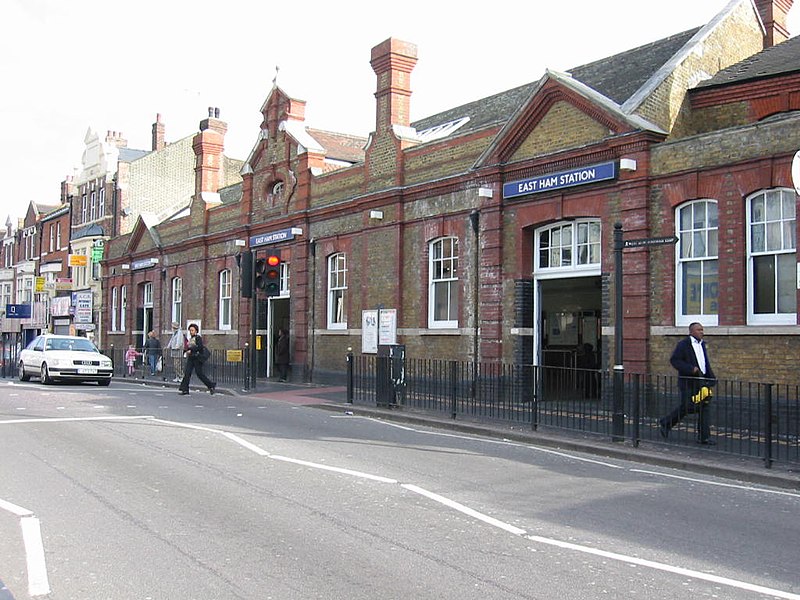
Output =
[{"x1": 264, "y1": 252, "x2": 282, "y2": 296}]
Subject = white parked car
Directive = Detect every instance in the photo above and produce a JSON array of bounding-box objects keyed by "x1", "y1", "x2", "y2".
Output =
[{"x1": 18, "y1": 334, "x2": 113, "y2": 386}]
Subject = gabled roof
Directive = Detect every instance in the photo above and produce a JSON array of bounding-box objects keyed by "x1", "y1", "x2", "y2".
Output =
[
  {"x1": 119, "y1": 147, "x2": 150, "y2": 162},
  {"x1": 695, "y1": 34, "x2": 800, "y2": 89}
]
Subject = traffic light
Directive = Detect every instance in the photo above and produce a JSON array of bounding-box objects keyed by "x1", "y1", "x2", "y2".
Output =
[
  {"x1": 254, "y1": 251, "x2": 282, "y2": 296},
  {"x1": 254, "y1": 257, "x2": 267, "y2": 291},
  {"x1": 238, "y1": 251, "x2": 253, "y2": 298},
  {"x1": 264, "y1": 252, "x2": 282, "y2": 297}
]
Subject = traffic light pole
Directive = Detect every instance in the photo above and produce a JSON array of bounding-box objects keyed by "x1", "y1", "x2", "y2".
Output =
[{"x1": 249, "y1": 250, "x2": 258, "y2": 392}]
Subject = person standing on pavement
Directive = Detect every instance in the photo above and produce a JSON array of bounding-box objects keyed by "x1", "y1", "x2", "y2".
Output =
[
  {"x1": 275, "y1": 328, "x2": 290, "y2": 382},
  {"x1": 659, "y1": 322, "x2": 717, "y2": 444},
  {"x1": 167, "y1": 322, "x2": 187, "y2": 382},
  {"x1": 179, "y1": 323, "x2": 216, "y2": 395},
  {"x1": 143, "y1": 330, "x2": 161, "y2": 376}
]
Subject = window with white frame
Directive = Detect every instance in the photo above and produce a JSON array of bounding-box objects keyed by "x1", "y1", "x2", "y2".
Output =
[
  {"x1": 120, "y1": 285, "x2": 127, "y2": 332},
  {"x1": 327, "y1": 253, "x2": 347, "y2": 329},
  {"x1": 429, "y1": 237, "x2": 459, "y2": 328},
  {"x1": 111, "y1": 287, "x2": 118, "y2": 331},
  {"x1": 81, "y1": 192, "x2": 87, "y2": 223},
  {"x1": 280, "y1": 262, "x2": 290, "y2": 295},
  {"x1": 49, "y1": 224, "x2": 55, "y2": 252},
  {"x1": 219, "y1": 269, "x2": 232, "y2": 330},
  {"x1": 73, "y1": 248, "x2": 88, "y2": 288},
  {"x1": 747, "y1": 188, "x2": 797, "y2": 324},
  {"x1": 98, "y1": 186, "x2": 105, "y2": 217},
  {"x1": 676, "y1": 200, "x2": 719, "y2": 325},
  {"x1": 16, "y1": 276, "x2": 33, "y2": 304},
  {"x1": 171, "y1": 277, "x2": 182, "y2": 325},
  {"x1": 56, "y1": 224, "x2": 61, "y2": 249},
  {"x1": 0, "y1": 282, "x2": 11, "y2": 313},
  {"x1": 536, "y1": 220, "x2": 601, "y2": 271},
  {"x1": 90, "y1": 191, "x2": 97, "y2": 221},
  {"x1": 143, "y1": 282, "x2": 153, "y2": 308}
]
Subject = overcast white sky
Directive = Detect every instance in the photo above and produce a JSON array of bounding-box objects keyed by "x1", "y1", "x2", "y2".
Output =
[{"x1": 3, "y1": 0, "x2": 798, "y2": 223}]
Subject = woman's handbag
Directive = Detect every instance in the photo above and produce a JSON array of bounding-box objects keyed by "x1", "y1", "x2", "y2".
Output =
[{"x1": 200, "y1": 346, "x2": 211, "y2": 362}]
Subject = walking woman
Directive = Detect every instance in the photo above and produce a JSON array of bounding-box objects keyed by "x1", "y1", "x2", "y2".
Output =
[{"x1": 178, "y1": 323, "x2": 216, "y2": 395}]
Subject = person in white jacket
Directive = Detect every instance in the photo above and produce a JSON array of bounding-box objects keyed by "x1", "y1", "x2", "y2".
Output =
[{"x1": 167, "y1": 322, "x2": 187, "y2": 382}]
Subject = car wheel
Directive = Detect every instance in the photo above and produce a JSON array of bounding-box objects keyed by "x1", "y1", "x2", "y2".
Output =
[
  {"x1": 40, "y1": 363, "x2": 54, "y2": 385},
  {"x1": 98, "y1": 379, "x2": 111, "y2": 387},
  {"x1": 18, "y1": 362, "x2": 30, "y2": 382}
]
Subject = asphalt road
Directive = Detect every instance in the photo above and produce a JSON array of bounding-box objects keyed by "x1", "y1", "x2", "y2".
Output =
[{"x1": 1, "y1": 380, "x2": 798, "y2": 600}]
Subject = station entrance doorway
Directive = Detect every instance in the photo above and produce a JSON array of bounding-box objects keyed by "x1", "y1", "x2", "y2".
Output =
[
  {"x1": 534, "y1": 275, "x2": 602, "y2": 375},
  {"x1": 255, "y1": 296, "x2": 289, "y2": 378}
]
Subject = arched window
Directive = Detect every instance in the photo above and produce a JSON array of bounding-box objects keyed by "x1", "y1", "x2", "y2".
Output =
[
  {"x1": 747, "y1": 188, "x2": 796, "y2": 324},
  {"x1": 428, "y1": 237, "x2": 459, "y2": 328},
  {"x1": 676, "y1": 200, "x2": 718, "y2": 325},
  {"x1": 535, "y1": 220, "x2": 601, "y2": 272},
  {"x1": 219, "y1": 269, "x2": 232, "y2": 330}
]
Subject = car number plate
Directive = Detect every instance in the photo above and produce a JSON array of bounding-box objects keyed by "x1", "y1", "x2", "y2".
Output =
[{"x1": 77, "y1": 368, "x2": 98, "y2": 374}]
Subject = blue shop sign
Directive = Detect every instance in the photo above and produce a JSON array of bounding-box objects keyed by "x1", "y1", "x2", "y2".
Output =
[
  {"x1": 6, "y1": 304, "x2": 32, "y2": 318},
  {"x1": 250, "y1": 228, "x2": 299, "y2": 248},
  {"x1": 503, "y1": 161, "x2": 617, "y2": 199}
]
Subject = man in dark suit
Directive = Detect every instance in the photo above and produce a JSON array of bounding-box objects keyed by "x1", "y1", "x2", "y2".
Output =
[{"x1": 659, "y1": 322, "x2": 717, "y2": 444}]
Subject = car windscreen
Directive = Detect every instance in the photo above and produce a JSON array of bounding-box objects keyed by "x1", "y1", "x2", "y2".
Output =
[{"x1": 47, "y1": 339, "x2": 99, "y2": 352}]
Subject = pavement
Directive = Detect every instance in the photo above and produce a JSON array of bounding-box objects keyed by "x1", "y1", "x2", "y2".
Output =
[{"x1": 118, "y1": 375, "x2": 800, "y2": 491}]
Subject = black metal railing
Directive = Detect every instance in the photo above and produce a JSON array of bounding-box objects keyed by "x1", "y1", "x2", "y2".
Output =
[
  {"x1": 346, "y1": 353, "x2": 800, "y2": 468},
  {"x1": 102, "y1": 346, "x2": 251, "y2": 390}
]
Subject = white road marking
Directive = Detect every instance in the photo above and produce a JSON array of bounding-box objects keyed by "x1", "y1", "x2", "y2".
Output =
[
  {"x1": 0, "y1": 499, "x2": 51, "y2": 597},
  {"x1": 270, "y1": 454, "x2": 398, "y2": 483},
  {"x1": 630, "y1": 469, "x2": 800, "y2": 498},
  {"x1": 0, "y1": 415, "x2": 153, "y2": 425},
  {"x1": 339, "y1": 415, "x2": 623, "y2": 468},
  {"x1": 402, "y1": 484, "x2": 526, "y2": 535},
  {"x1": 522, "y1": 534, "x2": 800, "y2": 600}
]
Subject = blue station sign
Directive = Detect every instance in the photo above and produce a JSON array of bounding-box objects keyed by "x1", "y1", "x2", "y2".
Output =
[
  {"x1": 250, "y1": 227, "x2": 300, "y2": 248},
  {"x1": 503, "y1": 161, "x2": 617, "y2": 200}
]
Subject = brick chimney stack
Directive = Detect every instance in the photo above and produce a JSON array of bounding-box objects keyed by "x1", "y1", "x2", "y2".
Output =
[
  {"x1": 152, "y1": 113, "x2": 165, "y2": 151},
  {"x1": 754, "y1": 0, "x2": 794, "y2": 46},
  {"x1": 192, "y1": 107, "x2": 226, "y2": 202},
  {"x1": 370, "y1": 38, "x2": 418, "y2": 133},
  {"x1": 105, "y1": 130, "x2": 128, "y2": 149}
]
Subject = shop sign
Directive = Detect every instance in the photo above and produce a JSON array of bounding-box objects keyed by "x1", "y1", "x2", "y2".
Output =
[
  {"x1": 5, "y1": 304, "x2": 32, "y2": 318},
  {"x1": 72, "y1": 291, "x2": 93, "y2": 324}
]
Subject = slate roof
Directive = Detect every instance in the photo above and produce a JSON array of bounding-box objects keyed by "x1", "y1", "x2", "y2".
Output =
[
  {"x1": 119, "y1": 147, "x2": 150, "y2": 162},
  {"x1": 307, "y1": 128, "x2": 368, "y2": 163},
  {"x1": 411, "y1": 28, "x2": 701, "y2": 136},
  {"x1": 695, "y1": 34, "x2": 800, "y2": 89}
]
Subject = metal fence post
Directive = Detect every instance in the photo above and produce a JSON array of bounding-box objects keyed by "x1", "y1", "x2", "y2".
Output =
[
  {"x1": 450, "y1": 360, "x2": 458, "y2": 419},
  {"x1": 764, "y1": 382, "x2": 773, "y2": 469},
  {"x1": 346, "y1": 347, "x2": 354, "y2": 404},
  {"x1": 631, "y1": 373, "x2": 641, "y2": 447},
  {"x1": 243, "y1": 343, "x2": 250, "y2": 391}
]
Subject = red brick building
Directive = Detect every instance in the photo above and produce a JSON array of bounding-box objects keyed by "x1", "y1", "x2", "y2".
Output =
[{"x1": 103, "y1": 0, "x2": 800, "y2": 385}]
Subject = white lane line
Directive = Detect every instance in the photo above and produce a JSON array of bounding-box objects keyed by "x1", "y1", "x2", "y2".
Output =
[
  {"x1": 0, "y1": 498, "x2": 33, "y2": 517},
  {"x1": 0, "y1": 415, "x2": 153, "y2": 425},
  {"x1": 270, "y1": 454, "x2": 398, "y2": 483},
  {"x1": 522, "y1": 533, "x2": 800, "y2": 600},
  {"x1": 401, "y1": 484, "x2": 526, "y2": 535},
  {"x1": 220, "y1": 431, "x2": 270, "y2": 456},
  {"x1": 340, "y1": 416, "x2": 622, "y2": 468},
  {"x1": 0, "y1": 499, "x2": 51, "y2": 597},
  {"x1": 20, "y1": 516, "x2": 50, "y2": 596},
  {"x1": 630, "y1": 469, "x2": 800, "y2": 497}
]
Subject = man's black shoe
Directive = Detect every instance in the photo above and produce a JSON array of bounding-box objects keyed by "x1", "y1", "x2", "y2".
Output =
[
  {"x1": 179, "y1": 390, "x2": 189, "y2": 396},
  {"x1": 697, "y1": 439, "x2": 717, "y2": 445}
]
